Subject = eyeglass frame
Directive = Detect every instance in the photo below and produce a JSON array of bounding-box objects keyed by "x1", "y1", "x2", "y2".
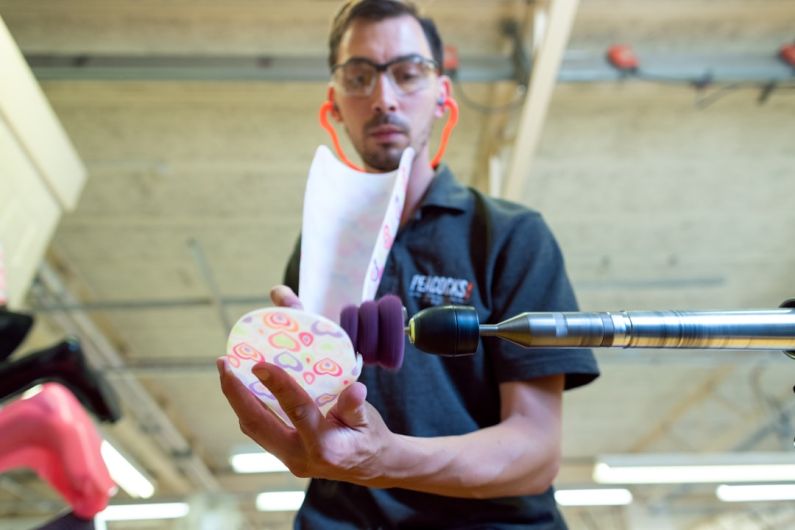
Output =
[{"x1": 330, "y1": 53, "x2": 442, "y2": 98}]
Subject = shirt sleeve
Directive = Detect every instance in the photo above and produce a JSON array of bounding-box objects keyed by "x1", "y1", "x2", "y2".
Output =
[{"x1": 485, "y1": 213, "x2": 599, "y2": 390}]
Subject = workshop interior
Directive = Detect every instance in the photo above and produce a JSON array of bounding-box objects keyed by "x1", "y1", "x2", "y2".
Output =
[{"x1": 1, "y1": 0, "x2": 794, "y2": 529}]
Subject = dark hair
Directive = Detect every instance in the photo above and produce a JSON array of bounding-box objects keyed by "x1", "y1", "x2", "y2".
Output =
[{"x1": 328, "y1": 0, "x2": 443, "y2": 70}]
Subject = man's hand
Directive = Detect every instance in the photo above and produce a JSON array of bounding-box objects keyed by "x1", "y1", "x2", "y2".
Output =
[
  {"x1": 218, "y1": 358, "x2": 395, "y2": 486},
  {"x1": 218, "y1": 283, "x2": 398, "y2": 486}
]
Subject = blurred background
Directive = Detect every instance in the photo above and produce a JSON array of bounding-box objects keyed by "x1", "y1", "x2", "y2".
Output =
[{"x1": 1, "y1": 0, "x2": 794, "y2": 528}]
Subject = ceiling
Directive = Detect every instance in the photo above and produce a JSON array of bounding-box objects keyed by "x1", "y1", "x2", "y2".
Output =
[{"x1": 1, "y1": 1, "x2": 794, "y2": 529}]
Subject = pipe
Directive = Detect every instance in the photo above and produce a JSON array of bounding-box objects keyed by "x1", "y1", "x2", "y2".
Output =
[{"x1": 23, "y1": 51, "x2": 795, "y2": 84}]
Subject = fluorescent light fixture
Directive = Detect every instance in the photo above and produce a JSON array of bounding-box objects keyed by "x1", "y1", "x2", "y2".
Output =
[
  {"x1": 256, "y1": 491, "x2": 306, "y2": 512},
  {"x1": 717, "y1": 484, "x2": 795, "y2": 502},
  {"x1": 555, "y1": 488, "x2": 633, "y2": 506},
  {"x1": 101, "y1": 440, "x2": 155, "y2": 498},
  {"x1": 594, "y1": 453, "x2": 795, "y2": 485},
  {"x1": 230, "y1": 451, "x2": 288, "y2": 473},
  {"x1": 97, "y1": 503, "x2": 189, "y2": 521}
]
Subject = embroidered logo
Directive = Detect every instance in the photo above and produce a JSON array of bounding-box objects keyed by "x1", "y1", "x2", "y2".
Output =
[{"x1": 408, "y1": 274, "x2": 473, "y2": 305}]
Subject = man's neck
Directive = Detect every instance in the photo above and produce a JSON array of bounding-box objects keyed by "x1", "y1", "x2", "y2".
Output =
[{"x1": 400, "y1": 151, "x2": 435, "y2": 226}]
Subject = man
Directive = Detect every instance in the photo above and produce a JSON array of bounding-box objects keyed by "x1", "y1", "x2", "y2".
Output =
[{"x1": 218, "y1": 1, "x2": 599, "y2": 528}]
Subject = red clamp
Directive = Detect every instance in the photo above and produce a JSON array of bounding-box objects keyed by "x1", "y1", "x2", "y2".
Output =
[
  {"x1": 779, "y1": 43, "x2": 795, "y2": 68},
  {"x1": 607, "y1": 44, "x2": 639, "y2": 72}
]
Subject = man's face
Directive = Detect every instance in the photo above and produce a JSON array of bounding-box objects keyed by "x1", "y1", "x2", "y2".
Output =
[{"x1": 330, "y1": 15, "x2": 447, "y2": 172}]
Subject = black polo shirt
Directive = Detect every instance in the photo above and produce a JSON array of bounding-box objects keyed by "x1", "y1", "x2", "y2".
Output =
[{"x1": 285, "y1": 165, "x2": 599, "y2": 530}]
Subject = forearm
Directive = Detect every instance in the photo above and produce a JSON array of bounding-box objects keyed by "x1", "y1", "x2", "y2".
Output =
[{"x1": 367, "y1": 415, "x2": 561, "y2": 499}]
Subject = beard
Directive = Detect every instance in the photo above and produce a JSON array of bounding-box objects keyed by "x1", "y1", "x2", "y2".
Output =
[
  {"x1": 355, "y1": 113, "x2": 436, "y2": 172},
  {"x1": 360, "y1": 114, "x2": 411, "y2": 171},
  {"x1": 362, "y1": 145, "x2": 404, "y2": 171}
]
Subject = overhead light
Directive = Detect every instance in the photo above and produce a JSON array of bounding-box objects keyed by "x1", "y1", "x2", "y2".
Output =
[
  {"x1": 230, "y1": 451, "x2": 289, "y2": 473},
  {"x1": 555, "y1": 488, "x2": 633, "y2": 506},
  {"x1": 594, "y1": 453, "x2": 795, "y2": 484},
  {"x1": 256, "y1": 491, "x2": 306, "y2": 512},
  {"x1": 717, "y1": 484, "x2": 795, "y2": 502},
  {"x1": 97, "y1": 502, "x2": 189, "y2": 521},
  {"x1": 100, "y1": 440, "x2": 155, "y2": 498}
]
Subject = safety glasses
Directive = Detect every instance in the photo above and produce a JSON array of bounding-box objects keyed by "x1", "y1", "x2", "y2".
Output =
[{"x1": 331, "y1": 54, "x2": 440, "y2": 97}]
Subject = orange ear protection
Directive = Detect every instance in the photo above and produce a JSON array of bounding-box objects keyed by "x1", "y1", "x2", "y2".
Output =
[
  {"x1": 318, "y1": 98, "x2": 459, "y2": 172},
  {"x1": 319, "y1": 100, "x2": 365, "y2": 172}
]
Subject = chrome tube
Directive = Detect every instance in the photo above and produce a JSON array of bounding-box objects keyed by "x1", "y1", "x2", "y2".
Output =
[{"x1": 480, "y1": 309, "x2": 795, "y2": 351}]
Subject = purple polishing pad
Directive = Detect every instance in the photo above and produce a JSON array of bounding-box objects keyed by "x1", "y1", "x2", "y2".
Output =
[
  {"x1": 339, "y1": 304, "x2": 359, "y2": 349},
  {"x1": 357, "y1": 300, "x2": 379, "y2": 365},
  {"x1": 377, "y1": 295, "x2": 405, "y2": 370}
]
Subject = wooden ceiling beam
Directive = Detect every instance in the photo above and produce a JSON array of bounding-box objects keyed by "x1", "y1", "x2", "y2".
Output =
[{"x1": 502, "y1": 0, "x2": 579, "y2": 202}]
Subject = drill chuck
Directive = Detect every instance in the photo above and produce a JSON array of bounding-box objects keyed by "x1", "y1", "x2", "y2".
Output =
[{"x1": 407, "y1": 305, "x2": 479, "y2": 356}]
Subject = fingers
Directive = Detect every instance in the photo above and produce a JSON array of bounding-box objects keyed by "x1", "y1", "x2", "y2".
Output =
[
  {"x1": 270, "y1": 285, "x2": 303, "y2": 309},
  {"x1": 328, "y1": 382, "x2": 369, "y2": 429},
  {"x1": 217, "y1": 357, "x2": 293, "y2": 447},
  {"x1": 252, "y1": 362, "x2": 322, "y2": 440}
]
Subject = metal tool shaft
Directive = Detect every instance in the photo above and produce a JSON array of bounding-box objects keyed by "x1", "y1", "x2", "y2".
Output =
[
  {"x1": 406, "y1": 303, "x2": 795, "y2": 356},
  {"x1": 480, "y1": 309, "x2": 795, "y2": 350}
]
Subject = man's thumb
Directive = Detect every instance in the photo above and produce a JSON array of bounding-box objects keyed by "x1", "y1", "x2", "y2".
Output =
[{"x1": 330, "y1": 382, "x2": 368, "y2": 427}]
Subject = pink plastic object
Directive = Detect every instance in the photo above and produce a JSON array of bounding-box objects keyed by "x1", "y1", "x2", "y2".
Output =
[{"x1": 0, "y1": 383, "x2": 115, "y2": 519}]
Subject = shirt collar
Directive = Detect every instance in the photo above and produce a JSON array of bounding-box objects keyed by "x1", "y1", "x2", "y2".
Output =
[{"x1": 417, "y1": 165, "x2": 469, "y2": 214}]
